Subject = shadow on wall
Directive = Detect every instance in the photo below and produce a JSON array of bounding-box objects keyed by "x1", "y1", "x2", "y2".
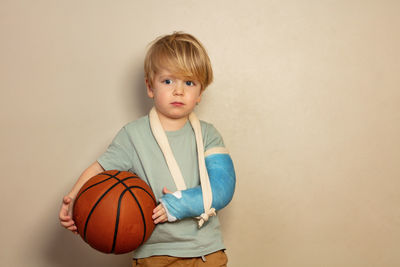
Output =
[
  {"x1": 44, "y1": 68, "x2": 152, "y2": 266},
  {"x1": 44, "y1": 225, "x2": 131, "y2": 267}
]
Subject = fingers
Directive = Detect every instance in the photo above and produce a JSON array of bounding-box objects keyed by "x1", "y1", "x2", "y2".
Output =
[
  {"x1": 153, "y1": 204, "x2": 163, "y2": 214},
  {"x1": 61, "y1": 219, "x2": 75, "y2": 227},
  {"x1": 67, "y1": 225, "x2": 78, "y2": 234},
  {"x1": 60, "y1": 215, "x2": 78, "y2": 234},
  {"x1": 59, "y1": 196, "x2": 78, "y2": 234},
  {"x1": 59, "y1": 213, "x2": 75, "y2": 227},
  {"x1": 59, "y1": 207, "x2": 71, "y2": 220},
  {"x1": 152, "y1": 204, "x2": 168, "y2": 224},
  {"x1": 59, "y1": 198, "x2": 72, "y2": 221},
  {"x1": 152, "y1": 188, "x2": 174, "y2": 224},
  {"x1": 60, "y1": 214, "x2": 78, "y2": 234},
  {"x1": 162, "y1": 187, "x2": 173, "y2": 195},
  {"x1": 59, "y1": 209, "x2": 68, "y2": 221}
]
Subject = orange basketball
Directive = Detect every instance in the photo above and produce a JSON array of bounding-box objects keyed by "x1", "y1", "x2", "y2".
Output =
[{"x1": 73, "y1": 170, "x2": 156, "y2": 254}]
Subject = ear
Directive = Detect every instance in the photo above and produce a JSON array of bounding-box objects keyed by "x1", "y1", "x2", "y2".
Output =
[
  {"x1": 196, "y1": 90, "x2": 203, "y2": 104},
  {"x1": 145, "y1": 79, "x2": 154, "y2": 98}
]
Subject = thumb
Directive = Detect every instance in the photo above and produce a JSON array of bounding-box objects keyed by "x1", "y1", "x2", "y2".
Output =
[{"x1": 162, "y1": 187, "x2": 173, "y2": 195}]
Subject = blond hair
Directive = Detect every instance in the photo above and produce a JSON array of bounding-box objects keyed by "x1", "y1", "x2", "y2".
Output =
[{"x1": 144, "y1": 32, "x2": 213, "y2": 91}]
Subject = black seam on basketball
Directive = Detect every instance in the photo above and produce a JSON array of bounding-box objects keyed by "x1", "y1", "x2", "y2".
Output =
[
  {"x1": 127, "y1": 186, "x2": 156, "y2": 245},
  {"x1": 136, "y1": 186, "x2": 157, "y2": 205},
  {"x1": 111, "y1": 188, "x2": 125, "y2": 253},
  {"x1": 112, "y1": 181, "x2": 147, "y2": 247},
  {"x1": 75, "y1": 171, "x2": 120, "y2": 203},
  {"x1": 83, "y1": 171, "x2": 121, "y2": 241},
  {"x1": 75, "y1": 176, "x2": 115, "y2": 203},
  {"x1": 110, "y1": 186, "x2": 150, "y2": 253},
  {"x1": 112, "y1": 186, "x2": 153, "y2": 252},
  {"x1": 116, "y1": 179, "x2": 157, "y2": 206},
  {"x1": 82, "y1": 174, "x2": 140, "y2": 249},
  {"x1": 102, "y1": 172, "x2": 140, "y2": 181},
  {"x1": 77, "y1": 171, "x2": 132, "y2": 209},
  {"x1": 111, "y1": 179, "x2": 157, "y2": 249},
  {"x1": 134, "y1": 185, "x2": 156, "y2": 205}
]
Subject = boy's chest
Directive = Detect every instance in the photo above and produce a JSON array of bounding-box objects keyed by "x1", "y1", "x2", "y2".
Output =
[{"x1": 132, "y1": 129, "x2": 200, "y2": 199}]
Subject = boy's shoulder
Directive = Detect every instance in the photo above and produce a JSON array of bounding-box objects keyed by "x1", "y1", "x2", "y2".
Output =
[
  {"x1": 199, "y1": 119, "x2": 211, "y2": 127},
  {"x1": 120, "y1": 114, "x2": 151, "y2": 136},
  {"x1": 123, "y1": 114, "x2": 149, "y2": 127},
  {"x1": 199, "y1": 119, "x2": 225, "y2": 149},
  {"x1": 199, "y1": 119, "x2": 216, "y2": 131},
  {"x1": 199, "y1": 119, "x2": 219, "y2": 135}
]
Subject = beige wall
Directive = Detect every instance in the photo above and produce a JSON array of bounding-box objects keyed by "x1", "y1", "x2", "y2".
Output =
[{"x1": 1, "y1": 1, "x2": 399, "y2": 266}]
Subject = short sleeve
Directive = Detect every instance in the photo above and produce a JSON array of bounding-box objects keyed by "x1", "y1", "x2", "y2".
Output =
[
  {"x1": 202, "y1": 122, "x2": 225, "y2": 152},
  {"x1": 97, "y1": 127, "x2": 135, "y2": 171}
]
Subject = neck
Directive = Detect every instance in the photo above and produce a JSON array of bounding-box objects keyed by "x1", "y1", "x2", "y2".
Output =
[{"x1": 155, "y1": 111, "x2": 188, "y2": 131}]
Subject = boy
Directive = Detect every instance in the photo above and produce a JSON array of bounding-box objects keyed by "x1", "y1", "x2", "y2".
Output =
[{"x1": 59, "y1": 32, "x2": 235, "y2": 266}]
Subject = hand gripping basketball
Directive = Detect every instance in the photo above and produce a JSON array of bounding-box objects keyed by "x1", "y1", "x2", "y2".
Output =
[{"x1": 160, "y1": 152, "x2": 236, "y2": 223}]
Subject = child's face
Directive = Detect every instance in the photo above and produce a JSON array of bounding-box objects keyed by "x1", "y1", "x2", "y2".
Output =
[{"x1": 146, "y1": 68, "x2": 202, "y2": 122}]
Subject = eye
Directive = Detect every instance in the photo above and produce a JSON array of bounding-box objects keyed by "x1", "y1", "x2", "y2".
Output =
[
  {"x1": 163, "y1": 79, "x2": 172, "y2": 85},
  {"x1": 185, "y1": 81, "x2": 195, "y2": 86}
]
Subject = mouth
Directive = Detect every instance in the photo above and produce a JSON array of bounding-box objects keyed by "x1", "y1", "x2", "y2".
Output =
[{"x1": 171, "y1": 102, "x2": 185, "y2": 107}]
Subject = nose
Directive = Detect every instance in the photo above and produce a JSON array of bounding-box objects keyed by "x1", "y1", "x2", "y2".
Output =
[{"x1": 173, "y1": 82, "x2": 184, "y2": 96}]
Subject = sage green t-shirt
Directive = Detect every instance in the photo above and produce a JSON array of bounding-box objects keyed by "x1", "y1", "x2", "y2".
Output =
[{"x1": 97, "y1": 115, "x2": 226, "y2": 258}]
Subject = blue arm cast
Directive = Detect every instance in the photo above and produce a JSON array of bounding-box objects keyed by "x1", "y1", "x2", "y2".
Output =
[{"x1": 160, "y1": 153, "x2": 236, "y2": 221}]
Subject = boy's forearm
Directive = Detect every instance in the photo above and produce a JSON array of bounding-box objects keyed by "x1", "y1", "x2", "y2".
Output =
[{"x1": 67, "y1": 161, "x2": 105, "y2": 198}]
